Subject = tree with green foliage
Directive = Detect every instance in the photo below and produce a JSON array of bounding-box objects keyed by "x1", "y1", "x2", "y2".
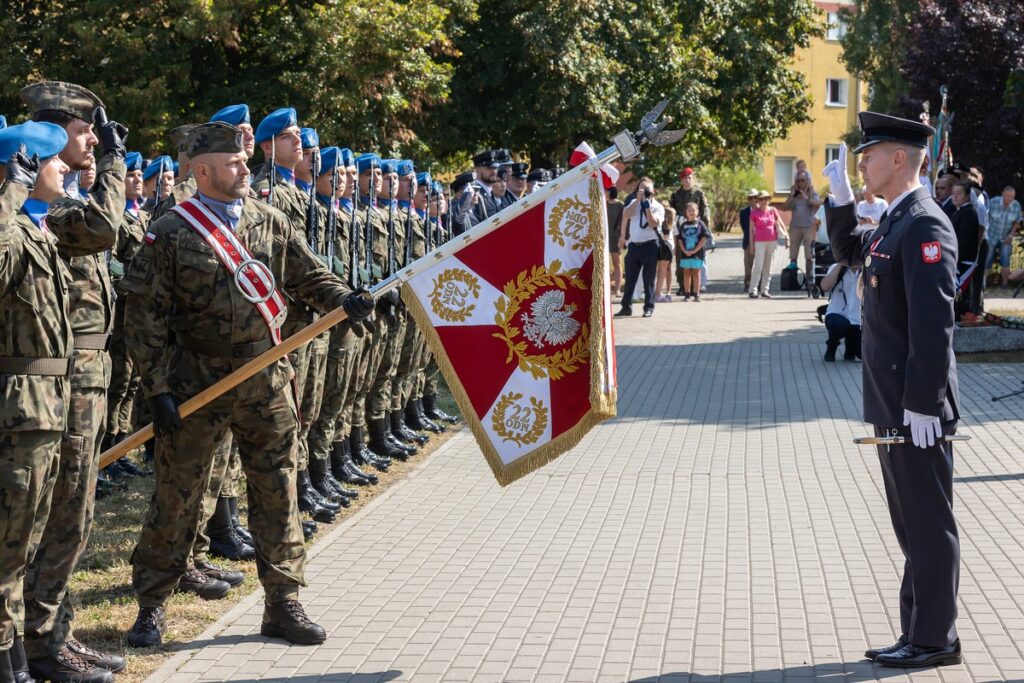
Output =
[
  {"x1": 838, "y1": 0, "x2": 918, "y2": 112},
  {"x1": 699, "y1": 164, "x2": 766, "y2": 232}
]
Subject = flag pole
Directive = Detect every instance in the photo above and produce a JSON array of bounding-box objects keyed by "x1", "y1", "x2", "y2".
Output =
[{"x1": 98, "y1": 102, "x2": 682, "y2": 468}]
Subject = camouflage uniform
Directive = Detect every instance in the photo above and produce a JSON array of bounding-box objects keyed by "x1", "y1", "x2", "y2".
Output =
[
  {"x1": 151, "y1": 175, "x2": 197, "y2": 222},
  {"x1": 23, "y1": 154, "x2": 126, "y2": 659},
  {"x1": 123, "y1": 194, "x2": 350, "y2": 607},
  {"x1": 190, "y1": 433, "x2": 237, "y2": 565},
  {"x1": 368, "y1": 198, "x2": 407, "y2": 422},
  {"x1": 350, "y1": 196, "x2": 389, "y2": 431},
  {"x1": 105, "y1": 206, "x2": 147, "y2": 437},
  {"x1": 0, "y1": 180, "x2": 72, "y2": 652},
  {"x1": 393, "y1": 203, "x2": 426, "y2": 414}
]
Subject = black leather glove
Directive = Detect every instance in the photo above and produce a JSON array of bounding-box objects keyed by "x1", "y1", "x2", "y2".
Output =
[
  {"x1": 94, "y1": 106, "x2": 128, "y2": 159},
  {"x1": 150, "y1": 392, "x2": 183, "y2": 436},
  {"x1": 343, "y1": 286, "x2": 375, "y2": 322},
  {"x1": 6, "y1": 147, "x2": 40, "y2": 189}
]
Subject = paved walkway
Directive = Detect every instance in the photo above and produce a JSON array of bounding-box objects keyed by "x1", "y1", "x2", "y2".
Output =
[{"x1": 150, "y1": 237, "x2": 1024, "y2": 682}]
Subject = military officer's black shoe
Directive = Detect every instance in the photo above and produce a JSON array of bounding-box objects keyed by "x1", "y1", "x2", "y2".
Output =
[
  {"x1": 865, "y1": 635, "x2": 907, "y2": 660},
  {"x1": 261, "y1": 600, "x2": 326, "y2": 645},
  {"x1": 614, "y1": 308, "x2": 632, "y2": 317},
  {"x1": 226, "y1": 496, "x2": 254, "y2": 545},
  {"x1": 27, "y1": 645, "x2": 114, "y2": 683},
  {"x1": 301, "y1": 520, "x2": 317, "y2": 539},
  {"x1": 196, "y1": 560, "x2": 245, "y2": 587},
  {"x1": 178, "y1": 567, "x2": 231, "y2": 600},
  {"x1": 875, "y1": 639, "x2": 961, "y2": 668},
  {"x1": 64, "y1": 640, "x2": 126, "y2": 673},
  {"x1": 9, "y1": 637, "x2": 35, "y2": 683},
  {"x1": 126, "y1": 607, "x2": 165, "y2": 648},
  {"x1": 424, "y1": 393, "x2": 459, "y2": 424}
]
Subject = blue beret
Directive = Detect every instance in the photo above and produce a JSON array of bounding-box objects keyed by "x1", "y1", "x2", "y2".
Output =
[
  {"x1": 356, "y1": 153, "x2": 381, "y2": 173},
  {"x1": 416, "y1": 171, "x2": 432, "y2": 187},
  {"x1": 255, "y1": 107, "x2": 298, "y2": 144},
  {"x1": 431, "y1": 180, "x2": 444, "y2": 196},
  {"x1": 317, "y1": 146, "x2": 340, "y2": 176},
  {"x1": 379, "y1": 158, "x2": 398, "y2": 175},
  {"x1": 397, "y1": 160, "x2": 415, "y2": 176},
  {"x1": 209, "y1": 104, "x2": 250, "y2": 126},
  {"x1": 143, "y1": 155, "x2": 173, "y2": 181},
  {"x1": 124, "y1": 151, "x2": 143, "y2": 172},
  {"x1": 300, "y1": 127, "x2": 319, "y2": 149},
  {"x1": 0, "y1": 121, "x2": 68, "y2": 163},
  {"x1": 340, "y1": 148, "x2": 355, "y2": 167},
  {"x1": 0, "y1": 115, "x2": 6, "y2": 130}
]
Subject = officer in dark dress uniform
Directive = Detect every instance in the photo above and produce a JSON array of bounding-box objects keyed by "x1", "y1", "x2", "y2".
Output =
[{"x1": 824, "y1": 112, "x2": 962, "y2": 668}]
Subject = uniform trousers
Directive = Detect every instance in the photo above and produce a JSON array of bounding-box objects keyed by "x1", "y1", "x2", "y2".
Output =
[
  {"x1": 191, "y1": 434, "x2": 236, "y2": 565},
  {"x1": 875, "y1": 422, "x2": 960, "y2": 647},
  {"x1": 106, "y1": 295, "x2": 140, "y2": 436},
  {"x1": 297, "y1": 333, "x2": 329, "y2": 468},
  {"x1": 0, "y1": 431, "x2": 60, "y2": 650},
  {"x1": 132, "y1": 387, "x2": 305, "y2": 608},
  {"x1": 369, "y1": 309, "x2": 406, "y2": 421},
  {"x1": 308, "y1": 322, "x2": 359, "y2": 459}
]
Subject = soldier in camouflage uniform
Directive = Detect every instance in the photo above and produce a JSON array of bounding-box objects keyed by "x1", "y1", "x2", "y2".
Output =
[
  {"x1": 249, "y1": 109, "x2": 340, "y2": 524},
  {"x1": 18, "y1": 82, "x2": 130, "y2": 683},
  {"x1": 122, "y1": 122, "x2": 373, "y2": 648},
  {"x1": 0, "y1": 124, "x2": 96, "y2": 683}
]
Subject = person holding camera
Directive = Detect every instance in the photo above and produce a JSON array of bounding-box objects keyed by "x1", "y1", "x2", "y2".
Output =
[
  {"x1": 615, "y1": 177, "x2": 665, "y2": 318},
  {"x1": 783, "y1": 170, "x2": 821, "y2": 276}
]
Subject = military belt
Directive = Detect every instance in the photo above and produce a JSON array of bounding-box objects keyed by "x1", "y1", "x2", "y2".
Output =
[
  {"x1": 74, "y1": 334, "x2": 110, "y2": 351},
  {"x1": 176, "y1": 333, "x2": 274, "y2": 359},
  {"x1": 0, "y1": 356, "x2": 72, "y2": 377}
]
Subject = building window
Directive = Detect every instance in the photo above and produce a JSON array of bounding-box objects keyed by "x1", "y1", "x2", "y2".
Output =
[
  {"x1": 774, "y1": 157, "x2": 795, "y2": 193},
  {"x1": 825, "y1": 145, "x2": 842, "y2": 166},
  {"x1": 826, "y1": 12, "x2": 848, "y2": 41},
  {"x1": 826, "y1": 78, "x2": 848, "y2": 107}
]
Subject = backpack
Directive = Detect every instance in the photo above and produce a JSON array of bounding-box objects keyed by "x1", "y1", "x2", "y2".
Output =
[{"x1": 780, "y1": 267, "x2": 803, "y2": 291}]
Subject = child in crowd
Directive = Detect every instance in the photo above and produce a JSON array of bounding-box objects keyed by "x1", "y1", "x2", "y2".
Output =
[
  {"x1": 675, "y1": 202, "x2": 711, "y2": 301},
  {"x1": 655, "y1": 206, "x2": 677, "y2": 302}
]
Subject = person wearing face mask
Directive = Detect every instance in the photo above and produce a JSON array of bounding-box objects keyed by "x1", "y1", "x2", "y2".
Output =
[{"x1": 824, "y1": 112, "x2": 962, "y2": 669}]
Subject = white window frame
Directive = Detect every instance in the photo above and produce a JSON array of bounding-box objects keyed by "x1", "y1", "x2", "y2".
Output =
[
  {"x1": 825, "y1": 78, "x2": 848, "y2": 107},
  {"x1": 826, "y1": 12, "x2": 847, "y2": 41},
  {"x1": 825, "y1": 145, "x2": 842, "y2": 166},
  {"x1": 774, "y1": 157, "x2": 795, "y2": 193}
]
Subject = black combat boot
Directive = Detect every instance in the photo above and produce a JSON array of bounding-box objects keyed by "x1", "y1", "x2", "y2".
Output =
[
  {"x1": 352, "y1": 426, "x2": 390, "y2": 471},
  {"x1": 301, "y1": 520, "x2": 317, "y2": 539},
  {"x1": 416, "y1": 399, "x2": 445, "y2": 433},
  {"x1": 307, "y1": 458, "x2": 345, "y2": 506},
  {"x1": 331, "y1": 441, "x2": 374, "y2": 485},
  {"x1": 177, "y1": 567, "x2": 231, "y2": 600},
  {"x1": 208, "y1": 497, "x2": 256, "y2": 560},
  {"x1": 424, "y1": 393, "x2": 459, "y2": 423},
  {"x1": 261, "y1": 600, "x2": 326, "y2": 645},
  {"x1": 301, "y1": 468, "x2": 344, "y2": 510},
  {"x1": 27, "y1": 645, "x2": 114, "y2": 683},
  {"x1": 64, "y1": 640, "x2": 125, "y2": 674},
  {"x1": 384, "y1": 413, "x2": 416, "y2": 458},
  {"x1": 226, "y1": 496, "x2": 254, "y2": 545},
  {"x1": 10, "y1": 637, "x2": 35, "y2": 683},
  {"x1": 126, "y1": 607, "x2": 165, "y2": 648},
  {"x1": 393, "y1": 409, "x2": 428, "y2": 445},
  {"x1": 297, "y1": 470, "x2": 337, "y2": 523},
  {"x1": 195, "y1": 560, "x2": 245, "y2": 587},
  {"x1": 369, "y1": 418, "x2": 407, "y2": 461}
]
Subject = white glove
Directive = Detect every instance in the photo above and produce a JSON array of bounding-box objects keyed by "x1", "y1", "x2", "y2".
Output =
[
  {"x1": 903, "y1": 409, "x2": 942, "y2": 448},
  {"x1": 822, "y1": 142, "x2": 854, "y2": 207}
]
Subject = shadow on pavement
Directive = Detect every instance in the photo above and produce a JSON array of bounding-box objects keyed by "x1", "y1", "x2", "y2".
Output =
[
  {"x1": 629, "y1": 661, "x2": 941, "y2": 683},
  {"x1": 223, "y1": 673, "x2": 402, "y2": 683}
]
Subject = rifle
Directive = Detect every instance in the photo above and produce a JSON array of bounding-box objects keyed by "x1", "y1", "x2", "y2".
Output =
[
  {"x1": 386, "y1": 175, "x2": 396, "y2": 277},
  {"x1": 267, "y1": 137, "x2": 277, "y2": 205},
  {"x1": 306, "y1": 148, "x2": 321, "y2": 255},
  {"x1": 365, "y1": 169, "x2": 376, "y2": 284},
  {"x1": 325, "y1": 165, "x2": 340, "y2": 271},
  {"x1": 423, "y1": 180, "x2": 432, "y2": 253},
  {"x1": 350, "y1": 174, "x2": 361, "y2": 289},
  {"x1": 404, "y1": 176, "x2": 415, "y2": 267}
]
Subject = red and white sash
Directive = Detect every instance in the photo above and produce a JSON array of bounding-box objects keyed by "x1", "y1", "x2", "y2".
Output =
[{"x1": 170, "y1": 198, "x2": 288, "y2": 345}]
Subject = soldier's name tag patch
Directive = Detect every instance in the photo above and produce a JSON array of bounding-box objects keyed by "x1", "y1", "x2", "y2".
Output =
[{"x1": 921, "y1": 241, "x2": 941, "y2": 264}]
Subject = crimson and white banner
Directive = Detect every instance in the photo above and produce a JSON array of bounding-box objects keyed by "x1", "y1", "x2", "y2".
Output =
[{"x1": 401, "y1": 161, "x2": 617, "y2": 485}]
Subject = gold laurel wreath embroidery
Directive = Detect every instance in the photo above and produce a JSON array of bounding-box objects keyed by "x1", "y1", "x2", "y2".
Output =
[
  {"x1": 547, "y1": 197, "x2": 596, "y2": 253},
  {"x1": 429, "y1": 268, "x2": 481, "y2": 323},
  {"x1": 491, "y1": 392, "x2": 549, "y2": 447},
  {"x1": 492, "y1": 260, "x2": 590, "y2": 381}
]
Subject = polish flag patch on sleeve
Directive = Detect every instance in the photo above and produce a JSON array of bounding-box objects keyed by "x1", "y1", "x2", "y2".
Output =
[
  {"x1": 144, "y1": 231, "x2": 157, "y2": 244},
  {"x1": 921, "y1": 241, "x2": 941, "y2": 264}
]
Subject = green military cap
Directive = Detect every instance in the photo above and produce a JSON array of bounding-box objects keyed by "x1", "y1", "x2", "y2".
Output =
[
  {"x1": 186, "y1": 122, "x2": 244, "y2": 157},
  {"x1": 20, "y1": 81, "x2": 104, "y2": 123},
  {"x1": 169, "y1": 124, "x2": 199, "y2": 155}
]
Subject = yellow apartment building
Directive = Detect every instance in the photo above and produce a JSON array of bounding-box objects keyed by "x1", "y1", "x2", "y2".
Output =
[{"x1": 762, "y1": 0, "x2": 868, "y2": 198}]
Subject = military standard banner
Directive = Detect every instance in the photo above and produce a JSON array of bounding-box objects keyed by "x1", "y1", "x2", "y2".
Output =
[{"x1": 401, "y1": 159, "x2": 617, "y2": 485}]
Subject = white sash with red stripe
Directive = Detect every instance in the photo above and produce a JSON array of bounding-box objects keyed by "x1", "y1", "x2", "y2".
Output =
[{"x1": 170, "y1": 198, "x2": 288, "y2": 345}]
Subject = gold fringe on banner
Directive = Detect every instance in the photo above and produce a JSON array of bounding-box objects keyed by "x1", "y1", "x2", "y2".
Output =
[{"x1": 400, "y1": 173, "x2": 617, "y2": 487}]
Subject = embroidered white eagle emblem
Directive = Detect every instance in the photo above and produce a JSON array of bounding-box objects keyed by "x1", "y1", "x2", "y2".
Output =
[{"x1": 521, "y1": 289, "x2": 580, "y2": 348}]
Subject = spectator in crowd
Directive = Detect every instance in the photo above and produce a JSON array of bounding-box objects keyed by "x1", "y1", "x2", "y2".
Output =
[
  {"x1": 813, "y1": 194, "x2": 829, "y2": 245},
  {"x1": 986, "y1": 185, "x2": 1022, "y2": 288},
  {"x1": 856, "y1": 190, "x2": 888, "y2": 225},
  {"x1": 783, "y1": 170, "x2": 820, "y2": 276},
  {"x1": 919, "y1": 157, "x2": 933, "y2": 197},
  {"x1": 739, "y1": 189, "x2": 758, "y2": 291},
  {"x1": 676, "y1": 202, "x2": 711, "y2": 302},
  {"x1": 934, "y1": 172, "x2": 955, "y2": 215},
  {"x1": 970, "y1": 167, "x2": 990, "y2": 235},
  {"x1": 606, "y1": 186, "x2": 624, "y2": 294},
  {"x1": 748, "y1": 190, "x2": 788, "y2": 299},
  {"x1": 655, "y1": 206, "x2": 676, "y2": 302},
  {"x1": 616, "y1": 176, "x2": 665, "y2": 318},
  {"x1": 820, "y1": 260, "x2": 862, "y2": 362},
  {"x1": 669, "y1": 167, "x2": 710, "y2": 294},
  {"x1": 951, "y1": 181, "x2": 985, "y2": 315}
]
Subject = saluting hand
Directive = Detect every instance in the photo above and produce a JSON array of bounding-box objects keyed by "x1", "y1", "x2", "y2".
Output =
[
  {"x1": 7, "y1": 146, "x2": 40, "y2": 189},
  {"x1": 822, "y1": 142, "x2": 853, "y2": 206}
]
